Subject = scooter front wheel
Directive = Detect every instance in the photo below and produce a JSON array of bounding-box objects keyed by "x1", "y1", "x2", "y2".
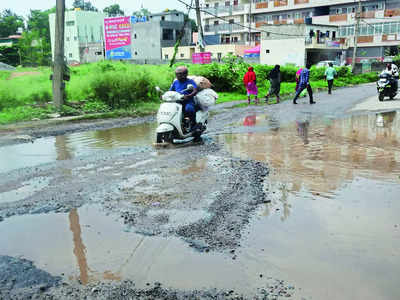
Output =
[
  {"x1": 378, "y1": 93, "x2": 384, "y2": 101},
  {"x1": 156, "y1": 132, "x2": 173, "y2": 143}
]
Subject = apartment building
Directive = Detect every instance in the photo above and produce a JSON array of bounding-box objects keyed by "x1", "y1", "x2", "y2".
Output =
[
  {"x1": 49, "y1": 10, "x2": 106, "y2": 64},
  {"x1": 202, "y1": 0, "x2": 400, "y2": 63}
]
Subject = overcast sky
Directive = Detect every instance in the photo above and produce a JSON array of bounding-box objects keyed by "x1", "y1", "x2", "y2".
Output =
[{"x1": 1, "y1": 0, "x2": 195, "y2": 18}]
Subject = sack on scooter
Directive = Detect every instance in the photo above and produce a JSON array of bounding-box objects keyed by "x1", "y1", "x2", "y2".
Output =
[
  {"x1": 188, "y1": 76, "x2": 212, "y2": 91},
  {"x1": 196, "y1": 88, "x2": 218, "y2": 110},
  {"x1": 162, "y1": 91, "x2": 182, "y2": 102}
]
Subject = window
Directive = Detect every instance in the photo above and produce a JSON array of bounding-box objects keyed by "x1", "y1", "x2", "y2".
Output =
[
  {"x1": 266, "y1": 49, "x2": 270, "y2": 54},
  {"x1": 233, "y1": 36, "x2": 238, "y2": 42},
  {"x1": 161, "y1": 16, "x2": 165, "y2": 21},
  {"x1": 341, "y1": 8, "x2": 347, "y2": 14},
  {"x1": 206, "y1": 4, "x2": 209, "y2": 8},
  {"x1": 180, "y1": 53, "x2": 184, "y2": 58},
  {"x1": 383, "y1": 23, "x2": 390, "y2": 34},
  {"x1": 66, "y1": 21, "x2": 75, "y2": 26},
  {"x1": 74, "y1": 36, "x2": 77, "y2": 41},
  {"x1": 214, "y1": 20, "x2": 219, "y2": 25},
  {"x1": 66, "y1": 37, "x2": 70, "y2": 41},
  {"x1": 225, "y1": 1, "x2": 230, "y2": 6},
  {"x1": 375, "y1": 23, "x2": 382, "y2": 34},
  {"x1": 135, "y1": 51, "x2": 138, "y2": 55},
  {"x1": 95, "y1": 51, "x2": 102, "y2": 55},
  {"x1": 368, "y1": 24, "x2": 374, "y2": 35},
  {"x1": 295, "y1": 12, "x2": 300, "y2": 19},
  {"x1": 162, "y1": 28, "x2": 174, "y2": 40},
  {"x1": 360, "y1": 24, "x2": 367, "y2": 35},
  {"x1": 229, "y1": 19, "x2": 234, "y2": 24},
  {"x1": 69, "y1": 53, "x2": 72, "y2": 58},
  {"x1": 378, "y1": 2, "x2": 383, "y2": 10},
  {"x1": 390, "y1": 22, "x2": 397, "y2": 34},
  {"x1": 165, "y1": 54, "x2": 169, "y2": 59},
  {"x1": 134, "y1": 33, "x2": 137, "y2": 39}
]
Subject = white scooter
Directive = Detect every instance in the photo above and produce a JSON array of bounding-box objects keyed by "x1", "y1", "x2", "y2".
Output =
[{"x1": 155, "y1": 85, "x2": 209, "y2": 144}]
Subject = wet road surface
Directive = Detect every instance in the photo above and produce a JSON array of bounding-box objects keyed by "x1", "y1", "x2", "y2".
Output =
[{"x1": 1, "y1": 84, "x2": 400, "y2": 299}]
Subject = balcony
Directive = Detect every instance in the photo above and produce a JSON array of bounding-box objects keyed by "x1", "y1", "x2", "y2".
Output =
[
  {"x1": 305, "y1": 36, "x2": 347, "y2": 50},
  {"x1": 274, "y1": 0, "x2": 288, "y2": 7},
  {"x1": 357, "y1": 36, "x2": 374, "y2": 43},
  {"x1": 232, "y1": 4, "x2": 244, "y2": 12},
  {"x1": 294, "y1": 0, "x2": 309, "y2": 4},
  {"x1": 204, "y1": 23, "x2": 245, "y2": 33},
  {"x1": 294, "y1": 18, "x2": 305, "y2": 24},
  {"x1": 361, "y1": 11, "x2": 375, "y2": 19},
  {"x1": 255, "y1": 2, "x2": 268, "y2": 9},
  {"x1": 329, "y1": 14, "x2": 348, "y2": 22},
  {"x1": 385, "y1": 9, "x2": 400, "y2": 17}
]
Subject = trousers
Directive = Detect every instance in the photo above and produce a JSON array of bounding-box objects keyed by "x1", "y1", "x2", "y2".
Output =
[{"x1": 293, "y1": 83, "x2": 313, "y2": 102}]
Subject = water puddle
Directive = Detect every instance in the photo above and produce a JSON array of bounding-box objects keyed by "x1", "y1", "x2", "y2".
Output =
[
  {"x1": 218, "y1": 111, "x2": 400, "y2": 198},
  {"x1": 0, "y1": 205, "x2": 293, "y2": 296},
  {"x1": 0, "y1": 122, "x2": 157, "y2": 173}
]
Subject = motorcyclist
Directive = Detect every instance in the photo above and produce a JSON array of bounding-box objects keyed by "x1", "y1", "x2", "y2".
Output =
[
  {"x1": 169, "y1": 66, "x2": 198, "y2": 129},
  {"x1": 383, "y1": 63, "x2": 399, "y2": 92}
]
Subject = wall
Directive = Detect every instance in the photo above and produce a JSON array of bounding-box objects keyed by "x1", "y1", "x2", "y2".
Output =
[
  {"x1": 261, "y1": 38, "x2": 306, "y2": 66},
  {"x1": 131, "y1": 22, "x2": 162, "y2": 60}
]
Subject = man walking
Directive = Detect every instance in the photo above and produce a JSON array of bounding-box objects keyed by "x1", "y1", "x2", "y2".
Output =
[
  {"x1": 293, "y1": 63, "x2": 315, "y2": 104},
  {"x1": 325, "y1": 62, "x2": 337, "y2": 94}
]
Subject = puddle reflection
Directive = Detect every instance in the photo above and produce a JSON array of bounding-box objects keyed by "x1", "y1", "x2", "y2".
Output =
[{"x1": 218, "y1": 111, "x2": 400, "y2": 198}]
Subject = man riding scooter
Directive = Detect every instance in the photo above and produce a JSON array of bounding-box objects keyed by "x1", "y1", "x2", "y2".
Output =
[
  {"x1": 383, "y1": 63, "x2": 399, "y2": 92},
  {"x1": 169, "y1": 66, "x2": 198, "y2": 131}
]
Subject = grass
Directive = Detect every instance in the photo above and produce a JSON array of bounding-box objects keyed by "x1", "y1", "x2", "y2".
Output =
[{"x1": 0, "y1": 61, "x2": 378, "y2": 125}]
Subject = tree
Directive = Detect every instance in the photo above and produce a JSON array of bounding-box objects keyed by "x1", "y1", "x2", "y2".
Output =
[
  {"x1": 184, "y1": 14, "x2": 198, "y2": 32},
  {"x1": 132, "y1": 8, "x2": 151, "y2": 17},
  {"x1": 0, "y1": 45, "x2": 20, "y2": 66},
  {"x1": 72, "y1": 0, "x2": 98, "y2": 11},
  {"x1": 0, "y1": 9, "x2": 24, "y2": 38},
  {"x1": 103, "y1": 4, "x2": 124, "y2": 17}
]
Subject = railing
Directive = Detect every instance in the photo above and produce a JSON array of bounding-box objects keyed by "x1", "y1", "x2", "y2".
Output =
[
  {"x1": 232, "y1": 4, "x2": 244, "y2": 12},
  {"x1": 204, "y1": 23, "x2": 245, "y2": 33}
]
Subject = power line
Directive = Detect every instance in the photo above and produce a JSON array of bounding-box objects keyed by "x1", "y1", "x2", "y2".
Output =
[{"x1": 176, "y1": 0, "x2": 306, "y2": 38}]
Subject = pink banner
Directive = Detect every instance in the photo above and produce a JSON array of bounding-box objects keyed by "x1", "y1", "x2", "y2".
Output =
[
  {"x1": 192, "y1": 52, "x2": 212, "y2": 64},
  {"x1": 104, "y1": 17, "x2": 131, "y2": 52}
]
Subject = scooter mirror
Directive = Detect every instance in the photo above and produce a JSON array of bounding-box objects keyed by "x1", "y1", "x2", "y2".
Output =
[
  {"x1": 186, "y1": 84, "x2": 194, "y2": 91},
  {"x1": 155, "y1": 86, "x2": 161, "y2": 92}
]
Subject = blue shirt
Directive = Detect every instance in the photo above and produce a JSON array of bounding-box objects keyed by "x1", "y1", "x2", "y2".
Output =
[
  {"x1": 169, "y1": 79, "x2": 197, "y2": 97},
  {"x1": 299, "y1": 68, "x2": 310, "y2": 86}
]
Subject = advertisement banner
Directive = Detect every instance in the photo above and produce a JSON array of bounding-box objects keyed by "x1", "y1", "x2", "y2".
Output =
[
  {"x1": 104, "y1": 16, "x2": 131, "y2": 59},
  {"x1": 192, "y1": 52, "x2": 212, "y2": 64}
]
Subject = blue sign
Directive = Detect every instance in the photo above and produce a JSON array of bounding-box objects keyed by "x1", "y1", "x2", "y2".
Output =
[{"x1": 131, "y1": 16, "x2": 148, "y2": 24}]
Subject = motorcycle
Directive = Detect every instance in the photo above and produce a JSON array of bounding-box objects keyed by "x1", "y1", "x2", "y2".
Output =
[
  {"x1": 155, "y1": 85, "x2": 209, "y2": 144},
  {"x1": 377, "y1": 72, "x2": 397, "y2": 101}
]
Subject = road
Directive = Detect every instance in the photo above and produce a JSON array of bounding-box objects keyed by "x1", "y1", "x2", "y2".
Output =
[{"x1": 1, "y1": 83, "x2": 400, "y2": 299}]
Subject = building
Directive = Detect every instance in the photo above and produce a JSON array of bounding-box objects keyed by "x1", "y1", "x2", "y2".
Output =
[
  {"x1": 260, "y1": 23, "x2": 347, "y2": 66},
  {"x1": 201, "y1": 0, "x2": 400, "y2": 64},
  {"x1": 49, "y1": 9, "x2": 106, "y2": 64},
  {"x1": 130, "y1": 10, "x2": 192, "y2": 63}
]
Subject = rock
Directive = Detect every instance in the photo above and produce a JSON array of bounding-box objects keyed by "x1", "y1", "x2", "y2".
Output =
[
  {"x1": 0, "y1": 216, "x2": 3, "y2": 222},
  {"x1": 15, "y1": 135, "x2": 34, "y2": 143},
  {"x1": 31, "y1": 118, "x2": 40, "y2": 121}
]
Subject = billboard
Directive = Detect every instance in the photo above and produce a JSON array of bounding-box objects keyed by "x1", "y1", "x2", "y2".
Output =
[
  {"x1": 192, "y1": 52, "x2": 212, "y2": 64},
  {"x1": 104, "y1": 16, "x2": 131, "y2": 59}
]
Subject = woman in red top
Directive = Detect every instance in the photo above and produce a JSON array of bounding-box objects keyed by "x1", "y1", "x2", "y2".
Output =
[{"x1": 243, "y1": 66, "x2": 259, "y2": 104}]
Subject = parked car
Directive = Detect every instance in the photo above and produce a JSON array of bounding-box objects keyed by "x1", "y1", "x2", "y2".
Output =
[{"x1": 316, "y1": 60, "x2": 339, "y2": 68}]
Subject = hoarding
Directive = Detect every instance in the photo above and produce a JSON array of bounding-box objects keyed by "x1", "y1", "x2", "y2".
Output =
[
  {"x1": 192, "y1": 52, "x2": 212, "y2": 64},
  {"x1": 104, "y1": 16, "x2": 131, "y2": 59}
]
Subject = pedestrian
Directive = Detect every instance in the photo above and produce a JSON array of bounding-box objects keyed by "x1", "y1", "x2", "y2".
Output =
[
  {"x1": 295, "y1": 67, "x2": 303, "y2": 92},
  {"x1": 265, "y1": 64, "x2": 281, "y2": 104},
  {"x1": 243, "y1": 66, "x2": 259, "y2": 104},
  {"x1": 325, "y1": 62, "x2": 337, "y2": 94},
  {"x1": 293, "y1": 63, "x2": 316, "y2": 105}
]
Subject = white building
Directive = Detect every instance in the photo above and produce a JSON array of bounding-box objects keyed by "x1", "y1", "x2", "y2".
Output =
[
  {"x1": 49, "y1": 9, "x2": 106, "y2": 64},
  {"x1": 201, "y1": 0, "x2": 400, "y2": 63}
]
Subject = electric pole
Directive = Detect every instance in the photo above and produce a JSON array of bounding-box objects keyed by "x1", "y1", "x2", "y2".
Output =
[
  {"x1": 53, "y1": 0, "x2": 65, "y2": 109},
  {"x1": 195, "y1": 0, "x2": 205, "y2": 52},
  {"x1": 352, "y1": 0, "x2": 362, "y2": 73}
]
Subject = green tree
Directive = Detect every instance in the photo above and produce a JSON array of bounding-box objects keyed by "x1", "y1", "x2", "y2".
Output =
[
  {"x1": 0, "y1": 45, "x2": 20, "y2": 66},
  {"x1": 103, "y1": 4, "x2": 124, "y2": 17},
  {"x1": 184, "y1": 14, "x2": 198, "y2": 32},
  {"x1": 0, "y1": 9, "x2": 24, "y2": 38},
  {"x1": 18, "y1": 30, "x2": 51, "y2": 66},
  {"x1": 132, "y1": 8, "x2": 151, "y2": 17}
]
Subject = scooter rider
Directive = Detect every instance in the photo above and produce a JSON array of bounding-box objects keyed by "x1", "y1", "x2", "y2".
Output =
[
  {"x1": 383, "y1": 63, "x2": 399, "y2": 92},
  {"x1": 169, "y1": 66, "x2": 198, "y2": 129}
]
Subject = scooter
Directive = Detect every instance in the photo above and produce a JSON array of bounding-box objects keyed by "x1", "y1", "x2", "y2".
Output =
[
  {"x1": 155, "y1": 85, "x2": 208, "y2": 144},
  {"x1": 377, "y1": 73, "x2": 397, "y2": 101}
]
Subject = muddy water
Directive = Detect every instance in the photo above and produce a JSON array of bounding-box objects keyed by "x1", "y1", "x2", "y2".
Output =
[
  {"x1": 216, "y1": 111, "x2": 400, "y2": 299},
  {"x1": 0, "y1": 122, "x2": 157, "y2": 173}
]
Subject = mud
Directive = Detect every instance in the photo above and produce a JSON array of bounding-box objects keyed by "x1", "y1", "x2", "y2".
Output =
[{"x1": 1, "y1": 84, "x2": 399, "y2": 299}]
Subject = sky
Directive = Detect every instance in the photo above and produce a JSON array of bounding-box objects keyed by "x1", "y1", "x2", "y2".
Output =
[{"x1": 0, "y1": 0, "x2": 195, "y2": 18}]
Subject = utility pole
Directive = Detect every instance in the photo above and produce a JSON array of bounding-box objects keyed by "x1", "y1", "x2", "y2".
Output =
[
  {"x1": 352, "y1": 0, "x2": 362, "y2": 73},
  {"x1": 53, "y1": 0, "x2": 65, "y2": 109},
  {"x1": 195, "y1": 0, "x2": 205, "y2": 52},
  {"x1": 248, "y1": 0, "x2": 252, "y2": 45}
]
